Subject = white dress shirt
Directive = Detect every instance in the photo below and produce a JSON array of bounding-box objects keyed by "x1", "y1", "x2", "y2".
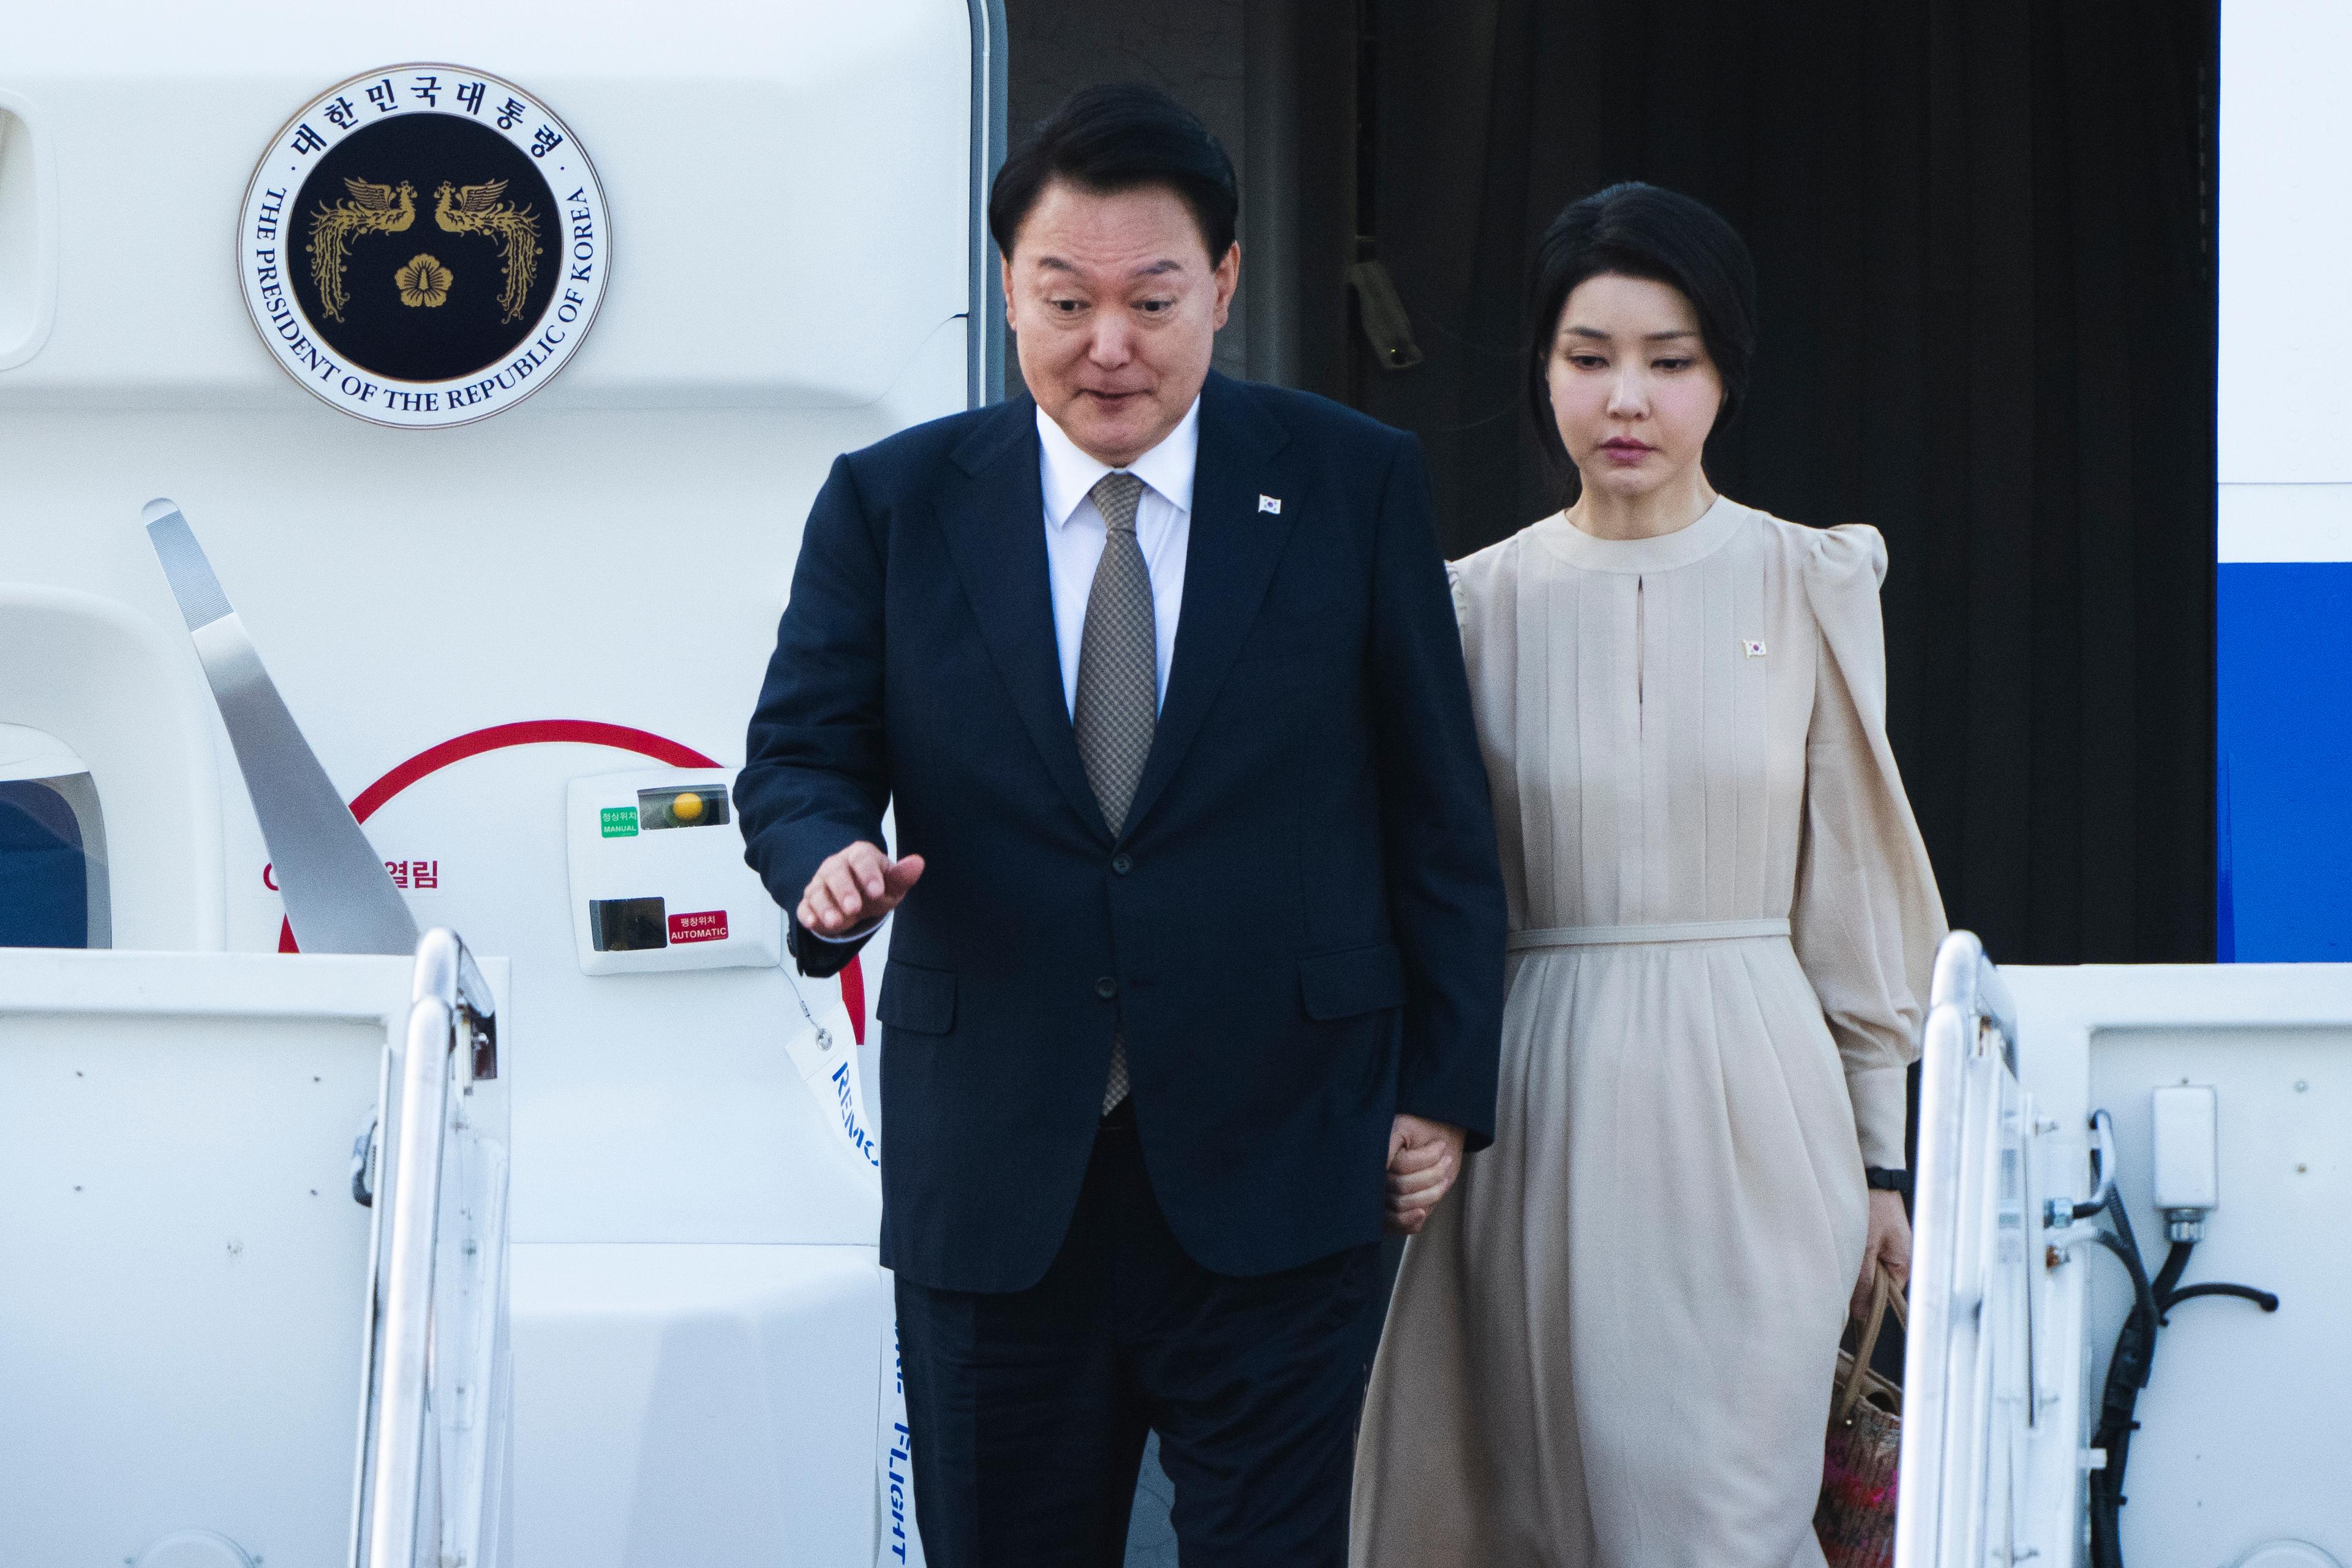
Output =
[
  {"x1": 1036, "y1": 396, "x2": 1199, "y2": 716},
  {"x1": 811, "y1": 397, "x2": 1200, "y2": 943}
]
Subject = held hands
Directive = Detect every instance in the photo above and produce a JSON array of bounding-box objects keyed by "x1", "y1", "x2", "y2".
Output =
[
  {"x1": 1850, "y1": 1188, "x2": 1913, "y2": 1320},
  {"x1": 1385, "y1": 1114, "x2": 1467, "y2": 1235},
  {"x1": 799, "y1": 842, "x2": 926, "y2": 938}
]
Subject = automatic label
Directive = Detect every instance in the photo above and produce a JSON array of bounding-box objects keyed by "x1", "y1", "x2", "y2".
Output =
[{"x1": 668, "y1": 909, "x2": 728, "y2": 944}]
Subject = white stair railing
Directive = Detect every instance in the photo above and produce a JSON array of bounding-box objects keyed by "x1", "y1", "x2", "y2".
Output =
[
  {"x1": 349, "y1": 927, "x2": 500, "y2": 1568},
  {"x1": 1897, "y1": 929, "x2": 2026, "y2": 1567}
]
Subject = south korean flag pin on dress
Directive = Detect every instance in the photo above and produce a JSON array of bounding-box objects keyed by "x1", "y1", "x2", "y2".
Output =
[{"x1": 1259, "y1": 494, "x2": 1283, "y2": 514}]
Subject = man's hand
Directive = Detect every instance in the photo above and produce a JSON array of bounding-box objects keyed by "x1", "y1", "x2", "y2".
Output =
[
  {"x1": 799, "y1": 843, "x2": 926, "y2": 937},
  {"x1": 1851, "y1": 1188, "x2": 1912, "y2": 1320},
  {"x1": 1385, "y1": 1114, "x2": 1466, "y2": 1235}
]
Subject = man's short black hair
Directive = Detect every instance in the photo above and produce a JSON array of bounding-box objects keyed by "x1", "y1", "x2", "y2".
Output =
[
  {"x1": 1525, "y1": 182, "x2": 1758, "y2": 482},
  {"x1": 989, "y1": 83, "x2": 1239, "y2": 263}
]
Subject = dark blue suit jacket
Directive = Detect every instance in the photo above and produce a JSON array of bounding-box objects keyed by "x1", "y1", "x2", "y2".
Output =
[{"x1": 737, "y1": 372, "x2": 1506, "y2": 1293}]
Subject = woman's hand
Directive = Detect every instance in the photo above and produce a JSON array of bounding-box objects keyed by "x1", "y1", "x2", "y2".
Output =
[
  {"x1": 1385, "y1": 1115, "x2": 1466, "y2": 1235},
  {"x1": 1852, "y1": 1189, "x2": 1912, "y2": 1320}
]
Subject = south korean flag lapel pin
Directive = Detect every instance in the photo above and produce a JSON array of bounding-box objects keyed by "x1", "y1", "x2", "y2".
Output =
[{"x1": 1258, "y1": 494, "x2": 1283, "y2": 515}]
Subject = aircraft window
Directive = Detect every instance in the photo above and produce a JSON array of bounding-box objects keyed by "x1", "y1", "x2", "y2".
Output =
[{"x1": 0, "y1": 774, "x2": 111, "y2": 949}]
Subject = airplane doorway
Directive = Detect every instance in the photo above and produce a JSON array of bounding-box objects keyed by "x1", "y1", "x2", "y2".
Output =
[
  {"x1": 998, "y1": 6, "x2": 2219, "y2": 1563},
  {"x1": 1006, "y1": 0, "x2": 2218, "y2": 970}
]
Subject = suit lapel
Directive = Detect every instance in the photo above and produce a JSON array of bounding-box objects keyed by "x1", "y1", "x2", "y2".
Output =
[
  {"x1": 935, "y1": 395, "x2": 1111, "y2": 840},
  {"x1": 1123, "y1": 373, "x2": 1295, "y2": 838}
]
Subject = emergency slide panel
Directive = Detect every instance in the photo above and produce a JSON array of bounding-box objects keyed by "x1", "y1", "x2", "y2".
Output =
[{"x1": 0, "y1": 948, "x2": 507, "y2": 1568}]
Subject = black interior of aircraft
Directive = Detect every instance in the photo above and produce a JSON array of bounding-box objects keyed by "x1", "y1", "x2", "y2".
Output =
[
  {"x1": 1010, "y1": 0, "x2": 2222, "y2": 971},
  {"x1": 1002, "y1": 18, "x2": 2221, "y2": 1502}
]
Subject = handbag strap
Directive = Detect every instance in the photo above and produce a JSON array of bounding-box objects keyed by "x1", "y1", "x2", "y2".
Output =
[{"x1": 1835, "y1": 1267, "x2": 1906, "y2": 1424}]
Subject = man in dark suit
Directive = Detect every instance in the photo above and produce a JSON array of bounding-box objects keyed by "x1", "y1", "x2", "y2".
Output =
[{"x1": 736, "y1": 83, "x2": 1504, "y2": 1567}]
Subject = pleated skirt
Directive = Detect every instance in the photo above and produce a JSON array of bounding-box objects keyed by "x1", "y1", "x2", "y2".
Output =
[{"x1": 1351, "y1": 934, "x2": 1870, "y2": 1568}]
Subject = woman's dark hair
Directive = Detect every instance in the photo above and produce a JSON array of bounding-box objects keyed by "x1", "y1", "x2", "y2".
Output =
[
  {"x1": 989, "y1": 83, "x2": 1239, "y2": 263},
  {"x1": 1525, "y1": 182, "x2": 1758, "y2": 482}
]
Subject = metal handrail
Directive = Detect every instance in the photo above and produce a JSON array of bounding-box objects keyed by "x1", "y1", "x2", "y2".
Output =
[
  {"x1": 351, "y1": 928, "x2": 496, "y2": 1568},
  {"x1": 1895, "y1": 929, "x2": 2016, "y2": 1567},
  {"x1": 1928, "y1": 927, "x2": 2017, "y2": 1069},
  {"x1": 963, "y1": 0, "x2": 1009, "y2": 408}
]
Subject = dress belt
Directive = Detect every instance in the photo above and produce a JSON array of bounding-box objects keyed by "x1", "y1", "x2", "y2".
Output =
[{"x1": 1506, "y1": 918, "x2": 1792, "y2": 951}]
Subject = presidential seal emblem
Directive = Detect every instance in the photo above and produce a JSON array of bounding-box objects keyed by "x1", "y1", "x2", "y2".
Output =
[{"x1": 238, "y1": 66, "x2": 609, "y2": 428}]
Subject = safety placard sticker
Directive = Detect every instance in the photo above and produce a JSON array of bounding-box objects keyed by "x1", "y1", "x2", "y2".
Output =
[{"x1": 668, "y1": 909, "x2": 728, "y2": 944}]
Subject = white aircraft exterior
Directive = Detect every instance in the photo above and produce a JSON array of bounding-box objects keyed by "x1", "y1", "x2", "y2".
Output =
[
  {"x1": 1, "y1": 4, "x2": 996, "y2": 1563},
  {"x1": 1, "y1": 5, "x2": 2346, "y2": 1568}
]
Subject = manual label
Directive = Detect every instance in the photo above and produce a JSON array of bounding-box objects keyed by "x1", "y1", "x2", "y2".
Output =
[{"x1": 600, "y1": 805, "x2": 638, "y2": 837}]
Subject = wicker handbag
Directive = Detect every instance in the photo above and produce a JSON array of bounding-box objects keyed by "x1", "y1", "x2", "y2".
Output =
[{"x1": 1815, "y1": 1267, "x2": 1904, "y2": 1567}]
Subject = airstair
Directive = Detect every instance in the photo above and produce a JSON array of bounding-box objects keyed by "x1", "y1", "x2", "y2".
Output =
[
  {"x1": 3, "y1": 488, "x2": 898, "y2": 1565},
  {"x1": 0, "y1": 929, "x2": 511, "y2": 1568},
  {"x1": 1897, "y1": 931, "x2": 2078, "y2": 1563},
  {"x1": 1898, "y1": 933, "x2": 2344, "y2": 1567},
  {"x1": 352, "y1": 929, "x2": 510, "y2": 1568}
]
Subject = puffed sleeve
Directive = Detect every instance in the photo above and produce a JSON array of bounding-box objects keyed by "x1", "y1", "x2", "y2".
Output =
[
  {"x1": 1446, "y1": 538, "x2": 1513, "y2": 660},
  {"x1": 1792, "y1": 524, "x2": 1948, "y2": 1169}
]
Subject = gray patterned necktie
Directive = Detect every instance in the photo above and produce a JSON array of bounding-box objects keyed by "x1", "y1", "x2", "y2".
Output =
[{"x1": 1074, "y1": 470, "x2": 1153, "y2": 1112}]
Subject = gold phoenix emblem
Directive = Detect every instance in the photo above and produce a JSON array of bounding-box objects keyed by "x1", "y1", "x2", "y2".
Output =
[
  {"x1": 394, "y1": 254, "x2": 453, "y2": 308},
  {"x1": 307, "y1": 178, "x2": 417, "y2": 322},
  {"x1": 434, "y1": 179, "x2": 541, "y2": 323}
]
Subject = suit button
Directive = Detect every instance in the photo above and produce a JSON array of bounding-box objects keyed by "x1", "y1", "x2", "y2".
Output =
[
  {"x1": 1095, "y1": 976, "x2": 1119, "y2": 1000},
  {"x1": 1112, "y1": 853, "x2": 1133, "y2": 875}
]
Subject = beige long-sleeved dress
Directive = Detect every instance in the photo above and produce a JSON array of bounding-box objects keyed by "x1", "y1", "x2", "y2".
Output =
[{"x1": 1352, "y1": 497, "x2": 1945, "y2": 1568}]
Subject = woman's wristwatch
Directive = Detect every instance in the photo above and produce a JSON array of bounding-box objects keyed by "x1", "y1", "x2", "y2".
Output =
[{"x1": 1864, "y1": 1167, "x2": 1912, "y2": 1197}]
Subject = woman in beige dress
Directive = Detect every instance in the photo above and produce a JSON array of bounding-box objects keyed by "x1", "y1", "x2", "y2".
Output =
[{"x1": 1352, "y1": 183, "x2": 1946, "y2": 1567}]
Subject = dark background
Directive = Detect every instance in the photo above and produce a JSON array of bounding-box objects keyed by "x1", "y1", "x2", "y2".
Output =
[
  {"x1": 1006, "y1": 0, "x2": 2222, "y2": 971},
  {"x1": 1005, "y1": 6, "x2": 2221, "y2": 1558}
]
